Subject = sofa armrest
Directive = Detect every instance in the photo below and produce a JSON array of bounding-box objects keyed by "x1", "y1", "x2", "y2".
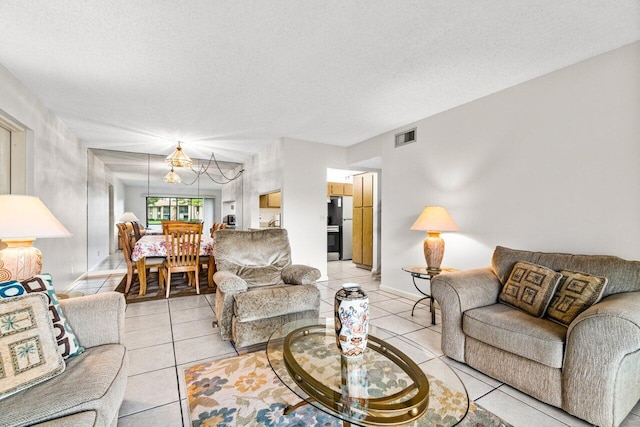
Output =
[
  {"x1": 431, "y1": 267, "x2": 502, "y2": 362},
  {"x1": 282, "y1": 265, "x2": 321, "y2": 285},
  {"x1": 213, "y1": 271, "x2": 248, "y2": 293},
  {"x1": 563, "y1": 291, "x2": 640, "y2": 427},
  {"x1": 58, "y1": 292, "x2": 125, "y2": 349}
]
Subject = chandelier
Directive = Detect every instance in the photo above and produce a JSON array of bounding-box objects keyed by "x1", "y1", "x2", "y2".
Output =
[
  {"x1": 163, "y1": 166, "x2": 182, "y2": 184},
  {"x1": 164, "y1": 141, "x2": 193, "y2": 168},
  {"x1": 164, "y1": 142, "x2": 243, "y2": 185}
]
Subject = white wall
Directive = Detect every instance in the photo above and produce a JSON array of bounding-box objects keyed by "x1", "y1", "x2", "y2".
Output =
[
  {"x1": 369, "y1": 42, "x2": 640, "y2": 297},
  {"x1": 0, "y1": 64, "x2": 88, "y2": 289},
  {"x1": 87, "y1": 150, "x2": 110, "y2": 269},
  {"x1": 239, "y1": 140, "x2": 285, "y2": 229},
  {"x1": 281, "y1": 138, "x2": 363, "y2": 279}
]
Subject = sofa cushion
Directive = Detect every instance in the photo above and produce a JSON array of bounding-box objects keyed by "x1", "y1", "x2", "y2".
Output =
[
  {"x1": 0, "y1": 344, "x2": 127, "y2": 427},
  {"x1": 463, "y1": 303, "x2": 567, "y2": 368},
  {"x1": 0, "y1": 274, "x2": 84, "y2": 358},
  {"x1": 545, "y1": 269, "x2": 608, "y2": 326},
  {"x1": 491, "y1": 246, "x2": 640, "y2": 297},
  {"x1": 499, "y1": 261, "x2": 562, "y2": 317},
  {"x1": 0, "y1": 293, "x2": 65, "y2": 400},
  {"x1": 233, "y1": 284, "x2": 320, "y2": 322}
]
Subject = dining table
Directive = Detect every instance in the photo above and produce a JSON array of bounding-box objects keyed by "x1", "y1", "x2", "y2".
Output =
[{"x1": 131, "y1": 234, "x2": 216, "y2": 296}]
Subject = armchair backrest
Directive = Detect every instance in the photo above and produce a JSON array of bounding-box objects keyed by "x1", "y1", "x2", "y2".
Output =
[
  {"x1": 491, "y1": 246, "x2": 640, "y2": 297},
  {"x1": 213, "y1": 229, "x2": 292, "y2": 287}
]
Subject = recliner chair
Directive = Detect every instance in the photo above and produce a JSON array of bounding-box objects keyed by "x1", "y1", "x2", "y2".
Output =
[{"x1": 213, "y1": 228, "x2": 321, "y2": 348}]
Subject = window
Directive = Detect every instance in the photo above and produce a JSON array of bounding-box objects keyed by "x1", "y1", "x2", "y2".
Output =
[{"x1": 146, "y1": 197, "x2": 204, "y2": 226}]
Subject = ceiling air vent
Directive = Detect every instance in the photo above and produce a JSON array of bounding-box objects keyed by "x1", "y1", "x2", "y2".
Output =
[{"x1": 394, "y1": 128, "x2": 416, "y2": 148}]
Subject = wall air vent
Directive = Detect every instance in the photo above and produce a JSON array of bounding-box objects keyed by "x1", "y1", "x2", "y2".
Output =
[{"x1": 394, "y1": 128, "x2": 416, "y2": 148}]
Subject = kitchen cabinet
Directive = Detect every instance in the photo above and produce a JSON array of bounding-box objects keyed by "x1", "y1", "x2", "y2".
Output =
[
  {"x1": 352, "y1": 172, "x2": 374, "y2": 269},
  {"x1": 259, "y1": 191, "x2": 281, "y2": 208},
  {"x1": 327, "y1": 182, "x2": 354, "y2": 196}
]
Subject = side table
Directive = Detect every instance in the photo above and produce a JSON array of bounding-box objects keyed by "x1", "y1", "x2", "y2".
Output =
[{"x1": 402, "y1": 266, "x2": 456, "y2": 325}]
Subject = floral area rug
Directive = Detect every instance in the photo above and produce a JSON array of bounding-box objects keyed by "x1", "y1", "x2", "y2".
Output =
[{"x1": 185, "y1": 351, "x2": 511, "y2": 427}]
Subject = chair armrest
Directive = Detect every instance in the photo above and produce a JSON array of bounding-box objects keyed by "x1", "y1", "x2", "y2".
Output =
[
  {"x1": 282, "y1": 265, "x2": 321, "y2": 285},
  {"x1": 213, "y1": 271, "x2": 248, "y2": 293},
  {"x1": 58, "y1": 292, "x2": 125, "y2": 349},
  {"x1": 431, "y1": 267, "x2": 502, "y2": 362},
  {"x1": 563, "y1": 291, "x2": 640, "y2": 426}
]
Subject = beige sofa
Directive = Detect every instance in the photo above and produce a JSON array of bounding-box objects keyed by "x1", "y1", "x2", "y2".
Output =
[
  {"x1": 432, "y1": 246, "x2": 640, "y2": 427},
  {"x1": 213, "y1": 229, "x2": 321, "y2": 348},
  {"x1": 0, "y1": 292, "x2": 128, "y2": 427}
]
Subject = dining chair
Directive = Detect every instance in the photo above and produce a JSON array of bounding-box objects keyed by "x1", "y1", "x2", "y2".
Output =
[
  {"x1": 204, "y1": 223, "x2": 225, "y2": 285},
  {"x1": 116, "y1": 223, "x2": 164, "y2": 293},
  {"x1": 209, "y1": 222, "x2": 220, "y2": 237},
  {"x1": 159, "y1": 222, "x2": 203, "y2": 298},
  {"x1": 161, "y1": 220, "x2": 184, "y2": 233}
]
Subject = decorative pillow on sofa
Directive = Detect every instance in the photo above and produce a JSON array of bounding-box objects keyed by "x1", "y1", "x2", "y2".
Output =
[
  {"x1": 545, "y1": 270, "x2": 608, "y2": 326},
  {"x1": 0, "y1": 293, "x2": 65, "y2": 400},
  {"x1": 499, "y1": 261, "x2": 562, "y2": 317},
  {"x1": 0, "y1": 274, "x2": 84, "y2": 359}
]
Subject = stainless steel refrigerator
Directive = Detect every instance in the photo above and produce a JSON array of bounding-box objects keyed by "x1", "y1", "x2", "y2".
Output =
[{"x1": 341, "y1": 196, "x2": 353, "y2": 260}]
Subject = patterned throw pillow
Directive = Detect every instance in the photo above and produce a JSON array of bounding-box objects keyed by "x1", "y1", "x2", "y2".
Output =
[
  {"x1": 545, "y1": 270, "x2": 608, "y2": 326},
  {"x1": 499, "y1": 261, "x2": 562, "y2": 317},
  {"x1": 0, "y1": 274, "x2": 83, "y2": 359},
  {"x1": 0, "y1": 293, "x2": 65, "y2": 400}
]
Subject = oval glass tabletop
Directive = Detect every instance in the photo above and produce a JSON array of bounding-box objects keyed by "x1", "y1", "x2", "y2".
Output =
[{"x1": 266, "y1": 318, "x2": 469, "y2": 426}]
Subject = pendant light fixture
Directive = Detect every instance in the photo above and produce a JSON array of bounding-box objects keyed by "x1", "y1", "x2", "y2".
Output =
[
  {"x1": 164, "y1": 141, "x2": 194, "y2": 168},
  {"x1": 163, "y1": 166, "x2": 182, "y2": 184},
  {"x1": 162, "y1": 141, "x2": 244, "y2": 185}
]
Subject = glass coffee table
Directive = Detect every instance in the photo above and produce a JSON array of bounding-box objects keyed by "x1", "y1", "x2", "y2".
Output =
[{"x1": 267, "y1": 318, "x2": 469, "y2": 426}]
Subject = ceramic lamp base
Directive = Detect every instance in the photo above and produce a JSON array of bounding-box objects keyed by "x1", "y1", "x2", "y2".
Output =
[
  {"x1": 0, "y1": 239, "x2": 43, "y2": 282},
  {"x1": 423, "y1": 232, "x2": 444, "y2": 271}
]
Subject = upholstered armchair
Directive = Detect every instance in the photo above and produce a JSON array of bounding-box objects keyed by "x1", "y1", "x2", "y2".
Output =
[{"x1": 213, "y1": 229, "x2": 321, "y2": 348}]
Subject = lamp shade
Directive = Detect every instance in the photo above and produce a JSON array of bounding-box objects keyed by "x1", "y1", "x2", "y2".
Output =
[
  {"x1": 164, "y1": 142, "x2": 193, "y2": 168},
  {"x1": 410, "y1": 206, "x2": 460, "y2": 232},
  {"x1": 163, "y1": 167, "x2": 182, "y2": 184},
  {"x1": 0, "y1": 195, "x2": 71, "y2": 239},
  {"x1": 119, "y1": 212, "x2": 140, "y2": 223}
]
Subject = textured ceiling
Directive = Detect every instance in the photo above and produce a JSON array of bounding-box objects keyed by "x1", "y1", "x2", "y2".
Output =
[{"x1": 1, "y1": 1, "x2": 639, "y2": 174}]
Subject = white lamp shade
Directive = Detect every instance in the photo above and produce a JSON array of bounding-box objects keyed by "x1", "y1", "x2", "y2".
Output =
[
  {"x1": 410, "y1": 206, "x2": 460, "y2": 232},
  {"x1": 119, "y1": 212, "x2": 140, "y2": 223},
  {"x1": 0, "y1": 195, "x2": 71, "y2": 239}
]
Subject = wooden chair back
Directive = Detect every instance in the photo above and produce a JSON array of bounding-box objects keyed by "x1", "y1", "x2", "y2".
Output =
[
  {"x1": 161, "y1": 220, "x2": 184, "y2": 233},
  {"x1": 210, "y1": 222, "x2": 221, "y2": 237},
  {"x1": 163, "y1": 222, "x2": 203, "y2": 269},
  {"x1": 116, "y1": 223, "x2": 134, "y2": 266}
]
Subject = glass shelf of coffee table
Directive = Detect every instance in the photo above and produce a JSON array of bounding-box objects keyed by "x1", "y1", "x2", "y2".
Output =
[{"x1": 266, "y1": 318, "x2": 469, "y2": 426}]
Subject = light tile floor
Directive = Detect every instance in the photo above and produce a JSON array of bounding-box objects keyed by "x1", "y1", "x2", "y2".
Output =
[{"x1": 77, "y1": 254, "x2": 640, "y2": 427}]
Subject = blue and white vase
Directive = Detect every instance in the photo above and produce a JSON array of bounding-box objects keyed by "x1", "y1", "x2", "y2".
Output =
[{"x1": 334, "y1": 283, "x2": 369, "y2": 358}]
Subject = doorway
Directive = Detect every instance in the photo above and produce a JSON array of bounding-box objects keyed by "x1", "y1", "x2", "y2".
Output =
[{"x1": 0, "y1": 116, "x2": 27, "y2": 195}]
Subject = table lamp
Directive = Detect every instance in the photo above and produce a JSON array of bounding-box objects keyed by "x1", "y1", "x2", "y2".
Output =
[
  {"x1": 410, "y1": 206, "x2": 459, "y2": 271},
  {"x1": 0, "y1": 195, "x2": 71, "y2": 281}
]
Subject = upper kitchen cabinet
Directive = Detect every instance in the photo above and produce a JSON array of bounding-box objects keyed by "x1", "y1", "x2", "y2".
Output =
[
  {"x1": 259, "y1": 191, "x2": 281, "y2": 208},
  {"x1": 327, "y1": 182, "x2": 353, "y2": 196}
]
